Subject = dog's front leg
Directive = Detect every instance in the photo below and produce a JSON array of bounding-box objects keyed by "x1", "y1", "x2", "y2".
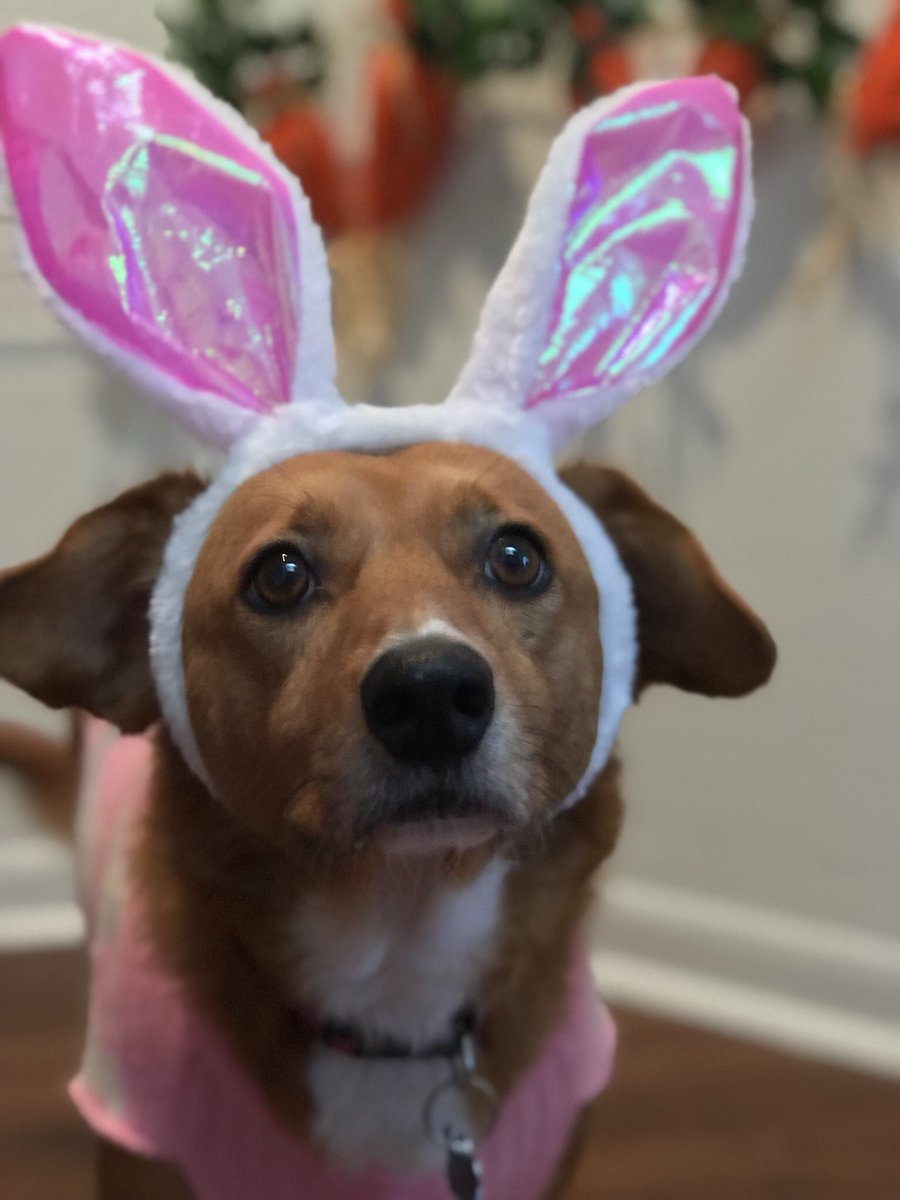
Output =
[{"x1": 96, "y1": 1137, "x2": 195, "y2": 1200}]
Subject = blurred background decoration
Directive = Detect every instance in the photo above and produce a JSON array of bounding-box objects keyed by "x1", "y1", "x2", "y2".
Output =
[
  {"x1": 850, "y1": 3, "x2": 900, "y2": 150},
  {"x1": 156, "y1": 0, "x2": 900, "y2": 390},
  {"x1": 1, "y1": 0, "x2": 900, "y2": 1117},
  {"x1": 563, "y1": 0, "x2": 858, "y2": 110}
]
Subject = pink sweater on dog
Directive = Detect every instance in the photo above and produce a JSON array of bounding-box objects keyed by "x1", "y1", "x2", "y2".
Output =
[{"x1": 70, "y1": 722, "x2": 616, "y2": 1200}]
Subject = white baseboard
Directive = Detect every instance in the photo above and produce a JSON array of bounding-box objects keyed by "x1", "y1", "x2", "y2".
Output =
[
  {"x1": 594, "y1": 876, "x2": 900, "y2": 1078},
  {"x1": 0, "y1": 900, "x2": 83, "y2": 952},
  {"x1": 2, "y1": 838, "x2": 899, "y2": 1077}
]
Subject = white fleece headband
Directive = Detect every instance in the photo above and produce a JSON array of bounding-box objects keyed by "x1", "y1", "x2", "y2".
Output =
[{"x1": 0, "y1": 25, "x2": 753, "y2": 808}]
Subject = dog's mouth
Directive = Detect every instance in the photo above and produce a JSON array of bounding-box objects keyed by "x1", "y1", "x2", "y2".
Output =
[
  {"x1": 376, "y1": 815, "x2": 502, "y2": 856},
  {"x1": 364, "y1": 782, "x2": 516, "y2": 856},
  {"x1": 387, "y1": 788, "x2": 497, "y2": 824}
]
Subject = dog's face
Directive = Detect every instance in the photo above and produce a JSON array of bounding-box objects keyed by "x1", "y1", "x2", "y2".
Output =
[
  {"x1": 0, "y1": 449, "x2": 776, "y2": 858},
  {"x1": 182, "y1": 443, "x2": 601, "y2": 853}
]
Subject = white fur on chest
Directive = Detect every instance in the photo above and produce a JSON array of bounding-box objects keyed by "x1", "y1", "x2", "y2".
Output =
[{"x1": 289, "y1": 857, "x2": 509, "y2": 1171}]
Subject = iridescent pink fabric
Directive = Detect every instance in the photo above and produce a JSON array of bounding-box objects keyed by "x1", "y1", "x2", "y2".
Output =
[
  {"x1": 0, "y1": 26, "x2": 299, "y2": 417},
  {"x1": 526, "y1": 77, "x2": 747, "y2": 414}
]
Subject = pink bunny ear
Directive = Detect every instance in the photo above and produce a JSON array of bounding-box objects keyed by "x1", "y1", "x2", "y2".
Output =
[
  {"x1": 0, "y1": 25, "x2": 335, "y2": 448},
  {"x1": 450, "y1": 77, "x2": 752, "y2": 449}
]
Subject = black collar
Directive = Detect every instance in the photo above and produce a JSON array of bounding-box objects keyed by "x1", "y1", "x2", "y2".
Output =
[{"x1": 294, "y1": 1005, "x2": 477, "y2": 1062}]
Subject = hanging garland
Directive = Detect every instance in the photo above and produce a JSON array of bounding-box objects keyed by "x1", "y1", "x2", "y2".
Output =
[
  {"x1": 164, "y1": 0, "x2": 873, "y2": 239},
  {"x1": 391, "y1": 0, "x2": 554, "y2": 79},
  {"x1": 565, "y1": 1, "x2": 860, "y2": 109},
  {"x1": 398, "y1": 1, "x2": 862, "y2": 109},
  {"x1": 163, "y1": 0, "x2": 455, "y2": 237},
  {"x1": 162, "y1": 0, "x2": 325, "y2": 111}
]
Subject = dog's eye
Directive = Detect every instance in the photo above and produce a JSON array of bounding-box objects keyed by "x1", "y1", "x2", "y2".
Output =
[
  {"x1": 243, "y1": 544, "x2": 315, "y2": 613},
  {"x1": 484, "y1": 528, "x2": 549, "y2": 594}
]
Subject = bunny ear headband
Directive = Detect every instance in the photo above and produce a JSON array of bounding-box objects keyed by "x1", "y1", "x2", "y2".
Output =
[{"x1": 0, "y1": 24, "x2": 752, "y2": 807}]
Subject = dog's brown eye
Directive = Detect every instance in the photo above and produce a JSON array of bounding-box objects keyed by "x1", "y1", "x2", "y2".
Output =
[
  {"x1": 243, "y1": 544, "x2": 314, "y2": 613},
  {"x1": 485, "y1": 528, "x2": 548, "y2": 593}
]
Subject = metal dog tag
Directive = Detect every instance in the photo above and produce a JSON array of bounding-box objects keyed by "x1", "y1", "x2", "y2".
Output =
[
  {"x1": 424, "y1": 1031, "x2": 496, "y2": 1199},
  {"x1": 446, "y1": 1133, "x2": 483, "y2": 1200},
  {"x1": 425, "y1": 1071, "x2": 498, "y2": 1144},
  {"x1": 426, "y1": 1075, "x2": 496, "y2": 1200}
]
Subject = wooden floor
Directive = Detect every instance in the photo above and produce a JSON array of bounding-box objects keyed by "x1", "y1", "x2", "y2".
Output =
[{"x1": 2, "y1": 951, "x2": 899, "y2": 1199}]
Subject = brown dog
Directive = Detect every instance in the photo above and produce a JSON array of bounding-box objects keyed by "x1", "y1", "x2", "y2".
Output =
[{"x1": 0, "y1": 446, "x2": 774, "y2": 1198}]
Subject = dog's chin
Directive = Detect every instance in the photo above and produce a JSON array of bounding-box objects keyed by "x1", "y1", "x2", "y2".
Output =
[{"x1": 374, "y1": 815, "x2": 503, "y2": 857}]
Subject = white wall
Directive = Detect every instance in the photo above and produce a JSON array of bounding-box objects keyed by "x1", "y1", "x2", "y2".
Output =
[{"x1": 0, "y1": 3, "x2": 897, "y2": 1072}]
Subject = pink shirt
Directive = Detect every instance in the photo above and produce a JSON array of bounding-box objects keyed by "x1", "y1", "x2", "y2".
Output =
[{"x1": 71, "y1": 722, "x2": 616, "y2": 1199}]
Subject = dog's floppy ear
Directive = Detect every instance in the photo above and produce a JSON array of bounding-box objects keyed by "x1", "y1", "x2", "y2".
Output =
[
  {"x1": 562, "y1": 464, "x2": 776, "y2": 697},
  {"x1": 0, "y1": 473, "x2": 205, "y2": 731}
]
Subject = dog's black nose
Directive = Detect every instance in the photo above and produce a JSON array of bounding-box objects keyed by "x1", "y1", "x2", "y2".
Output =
[{"x1": 361, "y1": 637, "x2": 495, "y2": 767}]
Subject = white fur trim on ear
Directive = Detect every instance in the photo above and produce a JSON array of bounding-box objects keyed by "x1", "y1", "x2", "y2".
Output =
[
  {"x1": 0, "y1": 26, "x2": 338, "y2": 448},
  {"x1": 446, "y1": 88, "x2": 639, "y2": 422},
  {"x1": 149, "y1": 401, "x2": 637, "y2": 806},
  {"x1": 448, "y1": 79, "x2": 754, "y2": 451}
]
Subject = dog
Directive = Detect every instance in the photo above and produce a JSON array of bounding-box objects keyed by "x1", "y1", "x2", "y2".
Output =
[
  {"x1": 0, "y1": 449, "x2": 775, "y2": 1199},
  {"x1": 0, "y1": 27, "x2": 773, "y2": 1197}
]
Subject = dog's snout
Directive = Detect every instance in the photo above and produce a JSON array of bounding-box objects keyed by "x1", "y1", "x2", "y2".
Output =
[{"x1": 361, "y1": 637, "x2": 495, "y2": 767}]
